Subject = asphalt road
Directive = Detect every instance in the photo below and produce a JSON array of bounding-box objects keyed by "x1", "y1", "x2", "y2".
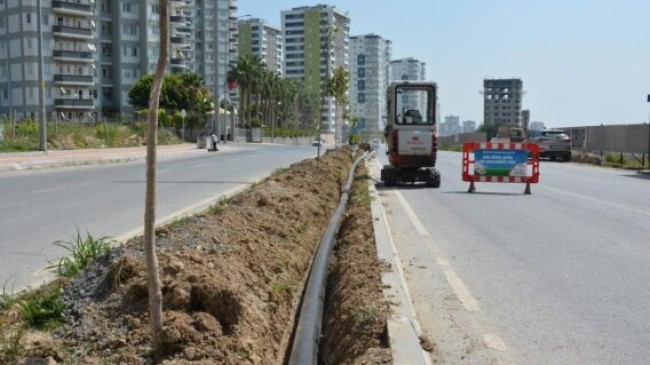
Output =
[
  {"x1": 0, "y1": 143, "x2": 318, "y2": 290},
  {"x1": 375, "y1": 150, "x2": 650, "y2": 364}
]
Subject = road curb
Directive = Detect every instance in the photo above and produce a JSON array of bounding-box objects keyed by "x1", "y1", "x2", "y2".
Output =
[{"x1": 367, "y1": 157, "x2": 432, "y2": 365}]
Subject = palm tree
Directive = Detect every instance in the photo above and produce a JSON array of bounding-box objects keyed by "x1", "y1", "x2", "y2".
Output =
[{"x1": 228, "y1": 55, "x2": 267, "y2": 127}]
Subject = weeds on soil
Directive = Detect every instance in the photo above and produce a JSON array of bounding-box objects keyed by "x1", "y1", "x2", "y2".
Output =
[
  {"x1": 0, "y1": 324, "x2": 26, "y2": 363},
  {"x1": 47, "y1": 229, "x2": 115, "y2": 278},
  {"x1": 15, "y1": 286, "x2": 65, "y2": 329}
]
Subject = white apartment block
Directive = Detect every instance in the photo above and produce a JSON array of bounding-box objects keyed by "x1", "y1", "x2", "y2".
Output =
[
  {"x1": 0, "y1": 0, "x2": 238, "y2": 121},
  {"x1": 238, "y1": 18, "x2": 283, "y2": 76},
  {"x1": 281, "y1": 4, "x2": 349, "y2": 135},
  {"x1": 349, "y1": 33, "x2": 391, "y2": 136},
  {"x1": 390, "y1": 57, "x2": 427, "y2": 117}
]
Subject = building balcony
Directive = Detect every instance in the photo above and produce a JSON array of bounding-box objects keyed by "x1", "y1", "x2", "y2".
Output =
[
  {"x1": 54, "y1": 98, "x2": 95, "y2": 109},
  {"x1": 54, "y1": 74, "x2": 94, "y2": 86},
  {"x1": 170, "y1": 36, "x2": 190, "y2": 44},
  {"x1": 170, "y1": 15, "x2": 187, "y2": 24},
  {"x1": 52, "y1": 25, "x2": 93, "y2": 40},
  {"x1": 53, "y1": 50, "x2": 94, "y2": 62},
  {"x1": 170, "y1": 58, "x2": 188, "y2": 66},
  {"x1": 52, "y1": 0, "x2": 93, "y2": 17}
]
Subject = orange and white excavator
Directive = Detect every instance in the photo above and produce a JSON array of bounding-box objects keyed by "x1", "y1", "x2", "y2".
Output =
[{"x1": 381, "y1": 81, "x2": 441, "y2": 187}]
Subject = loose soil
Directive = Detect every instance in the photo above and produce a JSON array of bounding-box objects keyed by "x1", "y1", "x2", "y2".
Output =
[{"x1": 1, "y1": 148, "x2": 392, "y2": 364}]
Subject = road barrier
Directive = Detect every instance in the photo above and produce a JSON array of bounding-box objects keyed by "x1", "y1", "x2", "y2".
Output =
[{"x1": 462, "y1": 142, "x2": 540, "y2": 194}]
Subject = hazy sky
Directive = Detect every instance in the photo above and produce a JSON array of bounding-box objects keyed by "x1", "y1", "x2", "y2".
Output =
[{"x1": 237, "y1": 0, "x2": 650, "y2": 128}]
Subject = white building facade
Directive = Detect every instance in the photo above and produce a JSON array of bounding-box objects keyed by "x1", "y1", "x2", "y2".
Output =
[
  {"x1": 390, "y1": 57, "x2": 427, "y2": 117},
  {"x1": 349, "y1": 34, "x2": 391, "y2": 136}
]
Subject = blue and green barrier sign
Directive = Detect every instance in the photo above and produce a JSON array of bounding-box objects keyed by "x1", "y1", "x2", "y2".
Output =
[{"x1": 474, "y1": 149, "x2": 527, "y2": 176}]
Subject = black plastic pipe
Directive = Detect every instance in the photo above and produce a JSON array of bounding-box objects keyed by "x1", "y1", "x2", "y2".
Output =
[{"x1": 287, "y1": 153, "x2": 367, "y2": 365}]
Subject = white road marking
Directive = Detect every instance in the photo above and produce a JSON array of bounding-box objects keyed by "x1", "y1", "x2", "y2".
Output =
[
  {"x1": 394, "y1": 191, "x2": 482, "y2": 312},
  {"x1": 193, "y1": 162, "x2": 213, "y2": 168},
  {"x1": 539, "y1": 185, "x2": 650, "y2": 217},
  {"x1": 34, "y1": 181, "x2": 96, "y2": 194},
  {"x1": 484, "y1": 334, "x2": 508, "y2": 351},
  {"x1": 157, "y1": 169, "x2": 171, "y2": 174},
  {"x1": 442, "y1": 269, "x2": 481, "y2": 312}
]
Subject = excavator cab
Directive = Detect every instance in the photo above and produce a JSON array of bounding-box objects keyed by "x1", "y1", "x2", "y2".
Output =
[{"x1": 381, "y1": 81, "x2": 441, "y2": 187}]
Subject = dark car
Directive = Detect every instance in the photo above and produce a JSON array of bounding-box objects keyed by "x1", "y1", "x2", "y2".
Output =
[{"x1": 528, "y1": 129, "x2": 572, "y2": 161}]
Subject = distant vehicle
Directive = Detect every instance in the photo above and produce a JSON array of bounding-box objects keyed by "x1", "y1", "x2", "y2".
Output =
[
  {"x1": 311, "y1": 139, "x2": 322, "y2": 147},
  {"x1": 527, "y1": 129, "x2": 572, "y2": 161},
  {"x1": 493, "y1": 126, "x2": 526, "y2": 143}
]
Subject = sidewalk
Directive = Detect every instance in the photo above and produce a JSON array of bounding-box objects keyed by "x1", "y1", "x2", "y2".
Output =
[{"x1": 0, "y1": 143, "x2": 205, "y2": 172}]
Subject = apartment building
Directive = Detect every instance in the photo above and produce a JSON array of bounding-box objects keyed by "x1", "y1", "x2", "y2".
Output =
[
  {"x1": 462, "y1": 120, "x2": 477, "y2": 133},
  {"x1": 0, "y1": 0, "x2": 238, "y2": 121},
  {"x1": 390, "y1": 57, "x2": 427, "y2": 116},
  {"x1": 482, "y1": 78, "x2": 523, "y2": 127},
  {"x1": 281, "y1": 4, "x2": 349, "y2": 135},
  {"x1": 238, "y1": 18, "x2": 283, "y2": 75},
  {"x1": 349, "y1": 33, "x2": 391, "y2": 136}
]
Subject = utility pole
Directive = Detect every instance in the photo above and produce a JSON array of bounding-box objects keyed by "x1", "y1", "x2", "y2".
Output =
[
  {"x1": 646, "y1": 94, "x2": 650, "y2": 168},
  {"x1": 37, "y1": 0, "x2": 47, "y2": 151},
  {"x1": 318, "y1": 27, "x2": 334, "y2": 159}
]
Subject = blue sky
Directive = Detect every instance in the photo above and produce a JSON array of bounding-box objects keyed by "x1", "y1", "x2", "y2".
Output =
[{"x1": 237, "y1": 0, "x2": 650, "y2": 128}]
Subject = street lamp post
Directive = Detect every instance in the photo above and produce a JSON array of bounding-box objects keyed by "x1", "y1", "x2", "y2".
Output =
[
  {"x1": 318, "y1": 27, "x2": 335, "y2": 160},
  {"x1": 37, "y1": 0, "x2": 47, "y2": 151}
]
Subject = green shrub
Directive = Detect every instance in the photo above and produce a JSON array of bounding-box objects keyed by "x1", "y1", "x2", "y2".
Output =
[
  {"x1": 48, "y1": 230, "x2": 114, "y2": 278},
  {"x1": 15, "y1": 286, "x2": 65, "y2": 329}
]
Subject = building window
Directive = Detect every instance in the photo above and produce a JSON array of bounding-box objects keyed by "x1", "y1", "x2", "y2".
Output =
[
  {"x1": 122, "y1": 2, "x2": 132, "y2": 13},
  {"x1": 358, "y1": 67, "x2": 365, "y2": 78},
  {"x1": 357, "y1": 80, "x2": 365, "y2": 91},
  {"x1": 358, "y1": 93, "x2": 365, "y2": 103},
  {"x1": 357, "y1": 54, "x2": 365, "y2": 65}
]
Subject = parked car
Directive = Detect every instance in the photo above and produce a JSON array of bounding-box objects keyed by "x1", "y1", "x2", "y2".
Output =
[
  {"x1": 311, "y1": 139, "x2": 322, "y2": 147},
  {"x1": 527, "y1": 129, "x2": 572, "y2": 161}
]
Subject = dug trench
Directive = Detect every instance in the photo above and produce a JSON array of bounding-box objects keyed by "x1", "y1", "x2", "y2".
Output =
[{"x1": 3, "y1": 147, "x2": 394, "y2": 364}]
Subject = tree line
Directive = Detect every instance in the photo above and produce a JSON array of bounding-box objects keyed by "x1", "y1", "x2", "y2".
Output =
[{"x1": 128, "y1": 54, "x2": 343, "y2": 135}]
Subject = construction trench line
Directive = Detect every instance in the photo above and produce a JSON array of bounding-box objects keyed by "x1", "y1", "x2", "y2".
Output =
[{"x1": 287, "y1": 151, "x2": 368, "y2": 365}]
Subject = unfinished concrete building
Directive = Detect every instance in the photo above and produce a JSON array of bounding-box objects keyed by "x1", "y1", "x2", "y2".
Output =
[{"x1": 483, "y1": 78, "x2": 523, "y2": 126}]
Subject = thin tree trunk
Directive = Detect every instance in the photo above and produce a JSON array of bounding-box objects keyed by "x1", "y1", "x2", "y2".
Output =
[{"x1": 144, "y1": 0, "x2": 168, "y2": 360}]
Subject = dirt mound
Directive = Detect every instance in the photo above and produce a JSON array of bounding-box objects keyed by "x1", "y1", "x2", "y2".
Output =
[{"x1": 5, "y1": 148, "x2": 393, "y2": 364}]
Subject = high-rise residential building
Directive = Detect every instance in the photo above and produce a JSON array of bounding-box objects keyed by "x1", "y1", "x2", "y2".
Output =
[
  {"x1": 0, "y1": 0, "x2": 238, "y2": 121},
  {"x1": 390, "y1": 58, "x2": 427, "y2": 117},
  {"x1": 521, "y1": 109, "x2": 530, "y2": 130},
  {"x1": 462, "y1": 120, "x2": 477, "y2": 133},
  {"x1": 281, "y1": 4, "x2": 349, "y2": 135},
  {"x1": 529, "y1": 121, "x2": 545, "y2": 131},
  {"x1": 440, "y1": 115, "x2": 460, "y2": 136},
  {"x1": 349, "y1": 33, "x2": 391, "y2": 136},
  {"x1": 482, "y1": 78, "x2": 523, "y2": 127},
  {"x1": 238, "y1": 18, "x2": 283, "y2": 76},
  {"x1": 390, "y1": 57, "x2": 425, "y2": 81}
]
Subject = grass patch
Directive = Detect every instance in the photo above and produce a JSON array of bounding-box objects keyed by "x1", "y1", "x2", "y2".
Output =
[
  {"x1": 271, "y1": 166, "x2": 288, "y2": 177},
  {"x1": 0, "y1": 324, "x2": 26, "y2": 363},
  {"x1": 167, "y1": 216, "x2": 190, "y2": 229},
  {"x1": 207, "y1": 195, "x2": 233, "y2": 215},
  {"x1": 351, "y1": 306, "x2": 379, "y2": 326},
  {"x1": 270, "y1": 280, "x2": 292, "y2": 302},
  {"x1": 47, "y1": 229, "x2": 114, "y2": 278},
  {"x1": 15, "y1": 286, "x2": 65, "y2": 329}
]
